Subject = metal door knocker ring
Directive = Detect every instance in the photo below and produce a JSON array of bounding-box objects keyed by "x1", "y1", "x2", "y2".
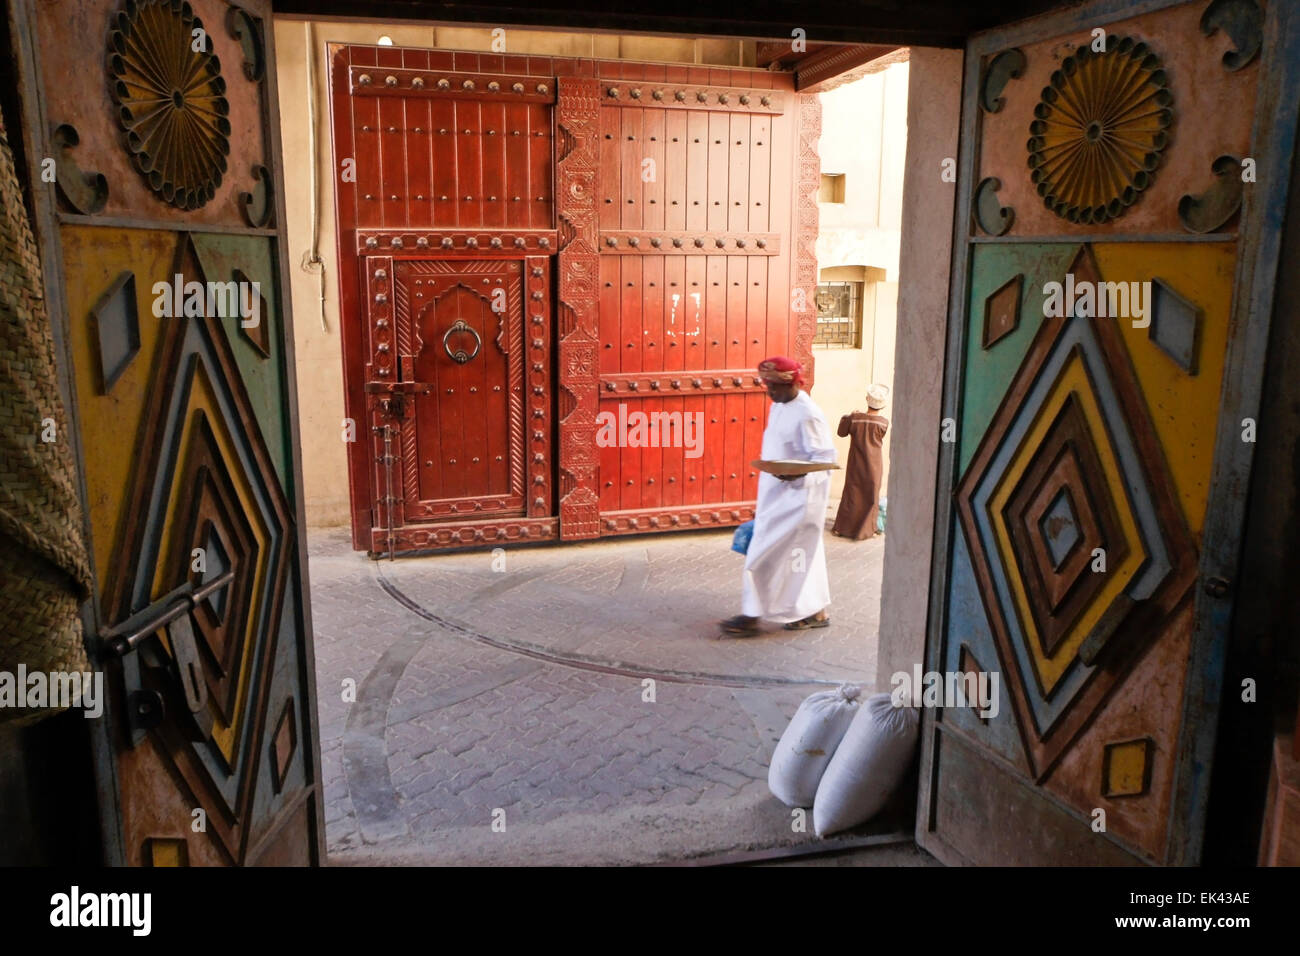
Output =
[{"x1": 443, "y1": 320, "x2": 482, "y2": 364}]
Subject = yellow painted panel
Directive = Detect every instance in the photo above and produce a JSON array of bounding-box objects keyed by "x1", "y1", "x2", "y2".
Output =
[
  {"x1": 1093, "y1": 242, "x2": 1236, "y2": 542},
  {"x1": 148, "y1": 838, "x2": 188, "y2": 867},
  {"x1": 60, "y1": 227, "x2": 177, "y2": 598},
  {"x1": 1105, "y1": 739, "x2": 1151, "y2": 797},
  {"x1": 989, "y1": 351, "x2": 1146, "y2": 693}
]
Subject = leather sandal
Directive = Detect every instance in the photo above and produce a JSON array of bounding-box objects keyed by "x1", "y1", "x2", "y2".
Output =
[
  {"x1": 783, "y1": 613, "x2": 830, "y2": 630},
  {"x1": 720, "y1": 615, "x2": 761, "y2": 636}
]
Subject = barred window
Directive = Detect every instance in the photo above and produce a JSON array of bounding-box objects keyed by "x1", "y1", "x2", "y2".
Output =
[{"x1": 813, "y1": 281, "x2": 862, "y2": 349}]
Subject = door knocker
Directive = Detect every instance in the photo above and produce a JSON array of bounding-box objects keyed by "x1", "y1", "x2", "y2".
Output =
[{"x1": 442, "y1": 320, "x2": 482, "y2": 364}]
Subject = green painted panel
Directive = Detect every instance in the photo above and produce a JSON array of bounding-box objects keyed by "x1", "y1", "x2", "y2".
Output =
[
  {"x1": 190, "y1": 233, "x2": 290, "y2": 492},
  {"x1": 959, "y1": 243, "x2": 1082, "y2": 473}
]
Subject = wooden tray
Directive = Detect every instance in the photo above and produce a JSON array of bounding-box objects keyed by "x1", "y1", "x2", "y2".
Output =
[{"x1": 751, "y1": 459, "x2": 841, "y2": 476}]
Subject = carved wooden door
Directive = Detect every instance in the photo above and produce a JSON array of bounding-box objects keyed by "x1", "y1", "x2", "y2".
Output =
[
  {"x1": 13, "y1": 0, "x2": 323, "y2": 864},
  {"x1": 331, "y1": 47, "x2": 817, "y2": 551},
  {"x1": 919, "y1": 0, "x2": 1299, "y2": 865},
  {"x1": 364, "y1": 256, "x2": 552, "y2": 552},
  {"x1": 553, "y1": 67, "x2": 816, "y2": 539},
  {"x1": 331, "y1": 45, "x2": 559, "y2": 553}
]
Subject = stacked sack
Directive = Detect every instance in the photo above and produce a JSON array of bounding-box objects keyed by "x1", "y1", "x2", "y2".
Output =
[{"x1": 767, "y1": 685, "x2": 919, "y2": 837}]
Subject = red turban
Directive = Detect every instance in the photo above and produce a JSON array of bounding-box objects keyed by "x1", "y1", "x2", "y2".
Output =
[{"x1": 757, "y1": 356, "x2": 805, "y2": 388}]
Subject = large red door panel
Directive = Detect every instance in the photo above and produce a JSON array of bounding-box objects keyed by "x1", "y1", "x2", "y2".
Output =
[{"x1": 560, "y1": 63, "x2": 809, "y2": 539}]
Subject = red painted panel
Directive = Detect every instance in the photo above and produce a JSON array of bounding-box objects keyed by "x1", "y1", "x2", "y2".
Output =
[
  {"x1": 527, "y1": 104, "x2": 552, "y2": 229},
  {"x1": 454, "y1": 99, "x2": 483, "y2": 226},
  {"x1": 728, "y1": 113, "x2": 751, "y2": 232},
  {"x1": 429, "y1": 100, "x2": 458, "y2": 226},
  {"x1": 481, "y1": 99, "x2": 508, "y2": 228},
  {"x1": 644, "y1": 255, "x2": 664, "y2": 374},
  {"x1": 504, "y1": 100, "x2": 531, "y2": 222},
  {"x1": 707, "y1": 113, "x2": 729, "y2": 232},
  {"x1": 684, "y1": 256, "x2": 706, "y2": 370}
]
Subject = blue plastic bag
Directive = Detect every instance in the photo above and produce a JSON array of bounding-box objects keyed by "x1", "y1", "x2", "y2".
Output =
[
  {"x1": 877, "y1": 496, "x2": 888, "y2": 534},
  {"x1": 731, "y1": 519, "x2": 755, "y2": 555}
]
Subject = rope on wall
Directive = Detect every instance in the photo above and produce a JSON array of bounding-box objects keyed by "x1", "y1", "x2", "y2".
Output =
[{"x1": 301, "y1": 20, "x2": 328, "y2": 333}]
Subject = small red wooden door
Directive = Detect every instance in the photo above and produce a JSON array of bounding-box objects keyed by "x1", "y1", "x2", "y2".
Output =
[{"x1": 363, "y1": 256, "x2": 552, "y2": 552}]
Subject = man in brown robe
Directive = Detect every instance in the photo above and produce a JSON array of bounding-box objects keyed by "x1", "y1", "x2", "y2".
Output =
[{"x1": 831, "y1": 384, "x2": 890, "y2": 540}]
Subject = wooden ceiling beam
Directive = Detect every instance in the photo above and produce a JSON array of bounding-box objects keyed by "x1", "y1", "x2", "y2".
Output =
[
  {"x1": 271, "y1": 0, "x2": 1064, "y2": 49},
  {"x1": 793, "y1": 44, "x2": 902, "y2": 91}
]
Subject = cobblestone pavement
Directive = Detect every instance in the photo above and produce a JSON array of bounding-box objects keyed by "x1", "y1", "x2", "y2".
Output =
[{"x1": 308, "y1": 509, "x2": 894, "y2": 865}]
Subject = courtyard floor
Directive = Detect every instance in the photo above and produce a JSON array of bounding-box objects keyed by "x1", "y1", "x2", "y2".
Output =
[{"x1": 307, "y1": 509, "x2": 926, "y2": 865}]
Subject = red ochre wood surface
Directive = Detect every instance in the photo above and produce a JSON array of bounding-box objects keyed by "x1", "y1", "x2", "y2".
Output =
[{"x1": 331, "y1": 45, "x2": 815, "y2": 552}]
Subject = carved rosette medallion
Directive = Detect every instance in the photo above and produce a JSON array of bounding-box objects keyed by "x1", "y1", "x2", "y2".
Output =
[
  {"x1": 1027, "y1": 36, "x2": 1173, "y2": 224},
  {"x1": 109, "y1": 0, "x2": 231, "y2": 210}
]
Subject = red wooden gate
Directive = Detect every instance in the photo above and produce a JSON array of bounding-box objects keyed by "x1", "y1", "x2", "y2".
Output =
[{"x1": 330, "y1": 45, "x2": 817, "y2": 553}]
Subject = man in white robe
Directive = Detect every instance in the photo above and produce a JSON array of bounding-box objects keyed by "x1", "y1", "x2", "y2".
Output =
[{"x1": 721, "y1": 356, "x2": 837, "y2": 636}]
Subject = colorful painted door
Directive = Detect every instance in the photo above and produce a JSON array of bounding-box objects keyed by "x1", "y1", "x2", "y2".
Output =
[
  {"x1": 919, "y1": 0, "x2": 1299, "y2": 864},
  {"x1": 15, "y1": 0, "x2": 323, "y2": 864}
]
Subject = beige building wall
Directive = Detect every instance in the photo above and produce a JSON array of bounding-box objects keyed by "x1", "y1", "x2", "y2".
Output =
[
  {"x1": 272, "y1": 20, "x2": 756, "y2": 527},
  {"x1": 874, "y1": 47, "x2": 963, "y2": 691},
  {"x1": 810, "y1": 58, "x2": 909, "y2": 502}
]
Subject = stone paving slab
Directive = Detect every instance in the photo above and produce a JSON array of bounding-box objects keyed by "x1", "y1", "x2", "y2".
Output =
[{"x1": 306, "y1": 510, "x2": 891, "y2": 864}]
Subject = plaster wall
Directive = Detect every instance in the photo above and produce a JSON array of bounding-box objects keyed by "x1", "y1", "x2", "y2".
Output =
[
  {"x1": 873, "y1": 47, "x2": 963, "y2": 689},
  {"x1": 812, "y1": 61, "x2": 907, "y2": 499}
]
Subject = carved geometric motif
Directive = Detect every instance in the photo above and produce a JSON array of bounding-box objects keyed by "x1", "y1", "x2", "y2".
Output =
[
  {"x1": 107, "y1": 233, "x2": 291, "y2": 860},
  {"x1": 270, "y1": 697, "x2": 296, "y2": 795},
  {"x1": 1027, "y1": 36, "x2": 1174, "y2": 224},
  {"x1": 982, "y1": 273, "x2": 1021, "y2": 349},
  {"x1": 1038, "y1": 489, "x2": 1080, "y2": 569},
  {"x1": 90, "y1": 270, "x2": 140, "y2": 392},
  {"x1": 169, "y1": 409, "x2": 258, "y2": 726},
  {"x1": 1101, "y1": 736, "x2": 1154, "y2": 797},
  {"x1": 555, "y1": 76, "x2": 603, "y2": 539},
  {"x1": 1148, "y1": 277, "x2": 1201, "y2": 375},
  {"x1": 233, "y1": 268, "x2": 270, "y2": 358},
  {"x1": 956, "y1": 245, "x2": 1196, "y2": 779},
  {"x1": 145, "y1": 837, "x2": 190, "y2": 866},
  {"x1": 108, "y1": 0, "x2": 231, "y2": 210},
  {"x1": 1003, "y1": 392, "x2": 1132, "y2": 660},
  {"x1": 793, "y1": 93, "x2": 821, "y2": 384},
  {"x1": 202, "y1": 521, "x2": 230, "y2": 620}
]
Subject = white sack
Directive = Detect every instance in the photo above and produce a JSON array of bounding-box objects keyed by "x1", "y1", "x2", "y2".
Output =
[
  {"x1": 767, "y1": 684, "x2": 862, "y2": 808},
  {"x1": 812, "y1": 693, "x2": 919, "y2": 836}
]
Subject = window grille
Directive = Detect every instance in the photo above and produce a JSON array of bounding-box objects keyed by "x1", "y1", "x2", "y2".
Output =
[{"x1": 813, "y1": 281, "x2": 862, "y2": 349}]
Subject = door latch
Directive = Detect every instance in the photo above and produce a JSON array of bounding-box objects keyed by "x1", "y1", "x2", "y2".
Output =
[
  {"x1": 379, "y1": 388, "x2": 405, "y2": 419},
  {"x1": 102, "y1": 572, "x2": 230, "y2": 745}
]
